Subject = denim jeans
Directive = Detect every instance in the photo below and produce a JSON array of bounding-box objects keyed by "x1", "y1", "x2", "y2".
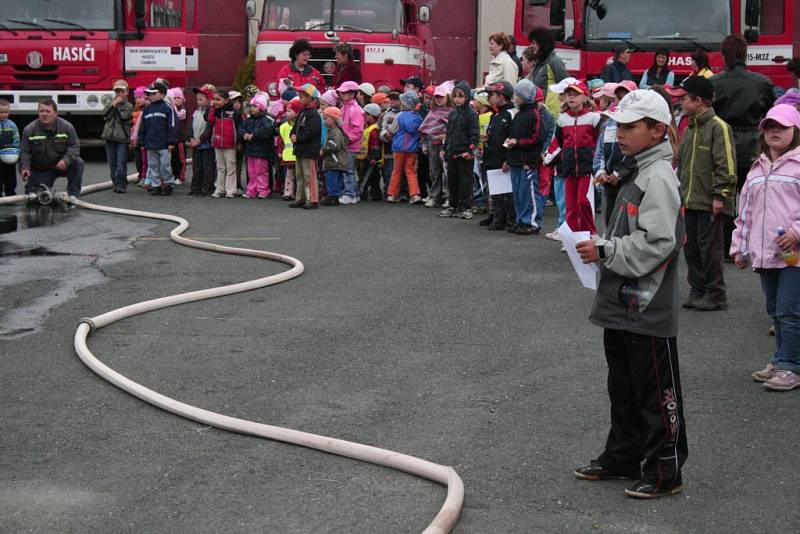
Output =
[
  {"x1": 342, "y1": 152, "x2": 358, "y2": 199},
  {"x1": 325, "y1": 169, "x2": 343, "y2": 198},
  {"x1": 553, "y1": 175, "x2": 566, "y2": 228},
  {"x1": 26, "y1": 157, "x2": 84, "y2": 197},
  {"x1": 760, "y1": 267, "x2": 800, "y2": 373},
  {"x1": 105, "y1": 141, "x2": 128, "y2": 189},
  {"x1": 146, "y1": 148, "x2": 174, "y2": 187}
]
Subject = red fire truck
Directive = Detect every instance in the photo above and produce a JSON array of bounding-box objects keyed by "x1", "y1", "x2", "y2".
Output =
[
  {"x1": 515, "y1": 0, "x2": 798, "y2": 88},
  {"x1": 253, "y1": 0, "x2": 437, "y2": 95},
  {"x1": 0, "y1": 0, "x2": 246, "y2": 141}
]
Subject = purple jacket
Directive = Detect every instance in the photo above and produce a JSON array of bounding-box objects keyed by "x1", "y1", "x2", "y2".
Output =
[{"x1": 731, "y1": 146, "x2": 800, "y2": 269}]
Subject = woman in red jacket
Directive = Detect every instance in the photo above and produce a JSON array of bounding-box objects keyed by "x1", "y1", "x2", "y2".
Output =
[
  {"x1": 332, "y1": 42, "x2": 362, "y2": 87},
  {"x1": 276, "y1": 39, "x2": 324, "y2": 92}
]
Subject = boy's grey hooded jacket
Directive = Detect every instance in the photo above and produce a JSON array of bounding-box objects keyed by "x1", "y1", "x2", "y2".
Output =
[{"x1": 591, "y1": 141, "x2": 685, "y2": 338}]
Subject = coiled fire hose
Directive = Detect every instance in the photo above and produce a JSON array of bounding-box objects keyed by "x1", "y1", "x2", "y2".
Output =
[{"x1": 1, "y1": 174, "x2": 464, "y2": 533}]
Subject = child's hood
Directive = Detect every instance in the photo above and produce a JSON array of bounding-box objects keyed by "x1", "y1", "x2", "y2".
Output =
[{"x1": 453, "y1": 80, "x2": 473, "y2": 108}]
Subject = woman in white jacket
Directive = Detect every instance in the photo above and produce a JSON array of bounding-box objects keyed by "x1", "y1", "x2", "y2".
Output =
[{"x1": 484, "y1": 32, "x2": 519, "y2": 87}]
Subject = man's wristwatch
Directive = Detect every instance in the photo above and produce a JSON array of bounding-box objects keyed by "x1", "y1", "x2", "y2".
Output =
[{"x1": 597, "y1": 243, "x2": 606, "y2": 260}]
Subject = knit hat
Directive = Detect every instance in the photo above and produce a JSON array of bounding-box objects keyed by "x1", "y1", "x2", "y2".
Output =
[
  {"x1": 358, "y1": 82, "x2": 376, "y2": 96},
  {"x1": 281, "y1": 88, "x2": 298, "y2": 101},
  {"x1": 250, "y1": 92, "x2": 269, "y2": 112},
  {"x1": 363, "y1": 103, "x2": 382, "y2": 117},
  {"x1": 514, "y1": 79, "x2": 537, "y2": 104},
  {"x1": 680, "y1": 76, "x2": 714, "y2": 101},
  {"x1": 399, "y1": 90, "x2": 420, "y2": 110},
  {"x1": 167, "y1": 87, "x2": 185, "y2": 101},
  {"x1": 134, "y1": 86, "x2": 147, "y2": 98},
  {"x1": 322, "y1": 106, "x2": 342, "y2": 121},
  {"x1": 776, "y1": 88, "x2": 800, "y2": 108},
  {"x1": 289, "y1": 98, "x2": 304, "y2": 114},
  {"x1": 320, "y1": 89, "x2": 339, "y2": 107},
  {"x1": 300, "y1": 83, "x2": 319, "y2": 99},
  {"x1": 371, "y1": 93, "x2": 389, "y2": 105}
]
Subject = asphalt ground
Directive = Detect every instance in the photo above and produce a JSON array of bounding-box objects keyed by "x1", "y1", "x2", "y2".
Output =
[{"x1": 1, "y1": 161, "x2": 799, "y2": 533}]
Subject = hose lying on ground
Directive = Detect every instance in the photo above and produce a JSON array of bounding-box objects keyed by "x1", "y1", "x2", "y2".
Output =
[{"x1": 1, "y1": 174, "x2": 464, "y2": 533}]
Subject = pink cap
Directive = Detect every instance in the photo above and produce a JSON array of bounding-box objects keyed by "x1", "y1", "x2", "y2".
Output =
[
  {"x1": 167, "y1": 87, "x2": 185, "y2": 101},
  {"x1": 320, "y1": 89, "x2": 339, "y2": 107},
  {"x1": 134, "y1": 86, "x2": 147, "y2": 98},
  {"x1": 759, "y1": 104, "x2": 800, "y2": 131},
  {"x1": 250, "y1": 92, "x2": 269, "y2": 112},
  {"x1": 336, "y1": 81, "x2": 360, "y2": 93},
  {"x1": 615, "y1": 80, "x2": 638, "y2": 94},
  {"x1": 593, "y1": 82, "x2": 619, "y2": 99},
  {"x1": 434, "y1": 80, "x2": 454, "y2": 97}
]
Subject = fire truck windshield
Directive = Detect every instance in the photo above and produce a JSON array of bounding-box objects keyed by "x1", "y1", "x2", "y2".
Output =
[
  {"x1": 3, "y1": 0, "x2": 116, "y2": 31},
  {"x1": 585, "y1": 0, "x2": 731, "y2": 49},
  {"x1": 262, "y1": 0, "x2": 404, "y2": 33}
]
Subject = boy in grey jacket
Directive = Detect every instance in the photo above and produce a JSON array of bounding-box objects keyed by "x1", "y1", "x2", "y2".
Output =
[
  {"x1": 101, "y1": 79, "x2": 134, "y2": 193},
  {"x1": 574, "y1": 90, "x2": 687, "y2": 499}
]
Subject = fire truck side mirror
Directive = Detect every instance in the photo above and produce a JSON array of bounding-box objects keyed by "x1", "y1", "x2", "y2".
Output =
[
  {"x1": 744, "y1": 0, "x2": 761, "y2": 28},
  {"x1": 418, "y1": 6, "x2": 430, "y2": 24},
  {"x1": 550, "y1": 0, "x2": 566, "y2": 27},
  {"x1": 134, "y1": 0, "x2": 146, "y2": 30},
  {"x1": 245, "y1": 0, "x2": 257, "y2": 19}
]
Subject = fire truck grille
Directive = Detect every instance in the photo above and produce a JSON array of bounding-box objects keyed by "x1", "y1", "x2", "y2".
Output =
[
  {"x1": 14, "y1": 65, "x2": 58, "y2": 72},
  {"x1": 310, "y1": 47, "x2": 361, "y2": 86},
  {"x1": 14, "y1": 74, "x2": 59, "y2": 81}
]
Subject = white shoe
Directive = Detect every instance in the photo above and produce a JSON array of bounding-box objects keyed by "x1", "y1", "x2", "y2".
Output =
[
  {"x1": 211, "y1": 191, "x2": 222, "y2": 198},
  {"x1": 225, "y1": 193, "x2": 235, "y2": 199},
  {"x1": 560, "y1": 244, "x2": 567, "y2": 253},
  {"x1": 236, "y1": 188, "x2": 244, "y2": 196},
  {"x1": 386, "y1": 195, "x2": 400, "y2": 203},
  {"x1": 442, "y1": 200, "x2": 450, "y2": 208},
  {"x1": 422, "y1": 196, "x2": 431, "y2": 203},
  {"x1": 409, "y1": 195, "x2": 422, "y2": 204},
  {"x1": 339, "y1": 196, "x2": 353, "y2": 204},
  {"x1": 546, "y1": 231, "x2": 562, "y2": 241},
  {"x1": 174, "y1": 179, "x2": 184, "y2": 186},
  {"x1": 424, "y1": 198, "x2": 437, "y2": 208}
]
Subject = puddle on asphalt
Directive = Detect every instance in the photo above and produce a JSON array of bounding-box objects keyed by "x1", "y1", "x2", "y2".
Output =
[{"x1": 0, "y1": 204, "x2": 74, "y2": 235}]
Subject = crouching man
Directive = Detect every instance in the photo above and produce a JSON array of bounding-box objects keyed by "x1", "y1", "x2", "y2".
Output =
[{"x1": 20, "y1": 98, "x2": 84, "y2": 198}]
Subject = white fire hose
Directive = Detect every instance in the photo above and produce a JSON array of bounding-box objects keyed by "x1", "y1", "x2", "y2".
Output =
[{"x1": 1, "y1": 173, "x2": 464, "y2": 533}]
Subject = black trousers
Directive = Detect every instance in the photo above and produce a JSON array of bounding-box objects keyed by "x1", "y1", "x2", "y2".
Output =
[
  {"x1": 447, "y1": 156, "x2": 473, "y2": 210},
  {"x1": 190, "y1": 148, "x2": 216, "y2": 194},
  {"x1": 724, "y1": 164, "x2": 750, "y2": 258},
  {"x1": 684, "y1": 209, "x2": 726, "y2": 298},
  {"x1": 0, "y1": 161, "x2": 16, "y2": 196},
  {"x1": 489, "y1": 193, "x2": 514, "y2": 226},
  {"x1": 598, "y1": 329, "x2": 687, "y2": 488}
]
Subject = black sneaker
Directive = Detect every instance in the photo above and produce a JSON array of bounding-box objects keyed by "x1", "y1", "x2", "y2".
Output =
[
  {"x1": 303, "y1": 202, "x2": 319, "y2": 210},
  {"x1": 162, "y1": 185, "x2": 173, "y2": 196},
  {"x1": 479, "y1": 215, "x2": 493, "y2": 227},
  {"x1": 515, "y1": 224, "x2": 540, "y2": 235},
  {"x1": 320, "y1": 196, "x2": 339, "y2": 206},
  {"x1": 149, "y1": 186, "x2": 162, "y2": 196},
  {"x1": 574, "y1": 460, "x2": 641, "y2": 481},
  {"x1": 624, "y1": 479, "x2": 683, "y2": 499},
  {"x1": 487, "y1": 222, "x2": 506, "y2": 231},
  {"x1": 506, "y1": 224, "x2": 519, "y2": 233},
  {"x1": 289, "y1": 200, "x2": 304, "y2": 208}
]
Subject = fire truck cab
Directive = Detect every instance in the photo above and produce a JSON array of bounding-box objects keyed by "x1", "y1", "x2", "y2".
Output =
[
  {"x1": 253, "y1": 0, "x2": 436, "y2": 95},
  {"x1": 0, "y1": 0, "x2": 243, "y2": 140},
  {"x1": 515, "y1": 0, "x2": 798, "y2": 88}
]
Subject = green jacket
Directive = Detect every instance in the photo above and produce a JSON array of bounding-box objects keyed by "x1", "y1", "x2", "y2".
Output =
[
  {"x1": 321, "y1": 124, "x2": 349, "y2": 172},
  {"x1": 101, "y1": 100, "x2": 134, "y2": 143},
  {"x1": 677, "y1": 108, "x2": 737, "y2": 216}
]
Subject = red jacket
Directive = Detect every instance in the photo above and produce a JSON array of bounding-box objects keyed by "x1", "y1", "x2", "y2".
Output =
[
  {"x1": 205, "y1": 104, "x2": 242, "y2": 149},
  {"x1": 276, "y1": 62, "x2": 324, "y2": 92},
  {"x1": 555, "y1": 107, "x2": 601, "y2": 178},
  {"x1": 333, "y1": 61, "x2": 362, "y2": 86}
]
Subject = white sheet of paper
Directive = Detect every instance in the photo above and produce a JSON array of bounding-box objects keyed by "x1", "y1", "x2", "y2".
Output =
[
  {"x1": 487, "y1": 169, "x2": 512, "y2": 195},
  {"x1": 587, "y1": 178, "x2": 595, "y2": 214},
  {"x1": 558, "y1": 222, "x2": 599, "y2": 291}
]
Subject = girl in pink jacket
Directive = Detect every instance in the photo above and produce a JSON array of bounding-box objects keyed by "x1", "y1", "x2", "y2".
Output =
[
  {"x1": 731, "y1": 104, "x2": 800, "y2": 392},
  {"x1": 336, "y1": 81, "x2": 365, "y2": 204}
]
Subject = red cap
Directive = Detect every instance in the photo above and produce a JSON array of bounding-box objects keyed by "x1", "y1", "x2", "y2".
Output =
[
  {"x1": 565, "y1": 81, "x2": 590, "y2": 95},
  {"x1": 424, "y1": 85, "x2": 436, "y2": 96},
  {"x1": 663, "y1": 84, "x2": 687, "y2": 97},
  {"x1": 289, "y1": 98, "x2": 303, "y2": 115}
]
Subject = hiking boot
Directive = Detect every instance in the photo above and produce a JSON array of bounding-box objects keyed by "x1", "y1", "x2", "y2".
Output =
[
  {"x1": 479, "y1": 215, "x2": 493, "y2": 227},
  {"x1": 692, "y1": 293, "x2": 728, "y2": 311},
  {"x1": 682, "y1": 294, "x2": 704, "y2": 309},
  {"x1": 751, "y1": 362, "x2": 777, "y2": 383},
  {"x1": 763, "y1": 369, "x2": 800, "y2": 391},
  {"x1": 625, "y1": 479, "x2": 683, "y2": 499},
  {"x1": 289, "y1": 200, "x2": 305, "y2": 208},
  {"x1": 438, "y1": 207, "x2": 455, "y2": 218},
  {"x1": 574, "y1": 459, "x2": 641, "y2": 481}
]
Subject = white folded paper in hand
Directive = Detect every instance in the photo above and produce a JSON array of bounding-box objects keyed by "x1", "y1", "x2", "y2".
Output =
[
  {"x1": 558, "y1": 222, "x2": 599, "y2": 290},
  {"x1": 486, "y1": 169, "x2": 512, "y2": 195}
]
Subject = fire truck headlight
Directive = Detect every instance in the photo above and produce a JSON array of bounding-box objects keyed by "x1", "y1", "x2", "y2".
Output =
[
  {"x1": 86, "y1": 95, "x2": 100, "y2": 107},
  {"x1": 101, "y1": 94, "x2": 114, "y2": 107},
  {"x1": 268, "y1": 83, "x2": 277, "y2": 97},
  {"x1": 0, "y1": 54, "x2": 7, "y2": 64}
]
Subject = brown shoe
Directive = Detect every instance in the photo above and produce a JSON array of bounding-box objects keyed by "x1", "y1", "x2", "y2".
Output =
[
  {"x1": 693, "y1": 294, "x2": 728, "y2": 311},
  {"x1": 682, "y1": 294, "x2": 703, "y2": 309}
]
